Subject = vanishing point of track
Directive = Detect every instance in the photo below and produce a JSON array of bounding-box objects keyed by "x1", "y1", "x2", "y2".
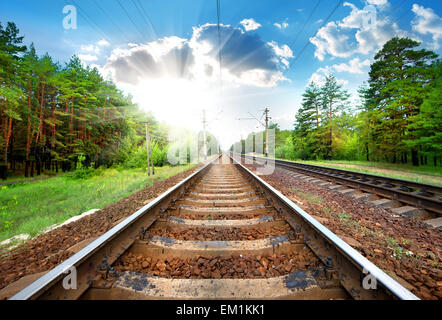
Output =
[{"x1": 10, "y1": 154, "x2": 419, "y2": 300}]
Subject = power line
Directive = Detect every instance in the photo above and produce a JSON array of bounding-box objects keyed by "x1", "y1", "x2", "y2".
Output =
[
  {"x1": 390, "y1": 0, "x2": 413, "y2": 26},
  {"x1": 135, "y1": 0, "x2": 159, "y2": 39},
  {"x1": 292, "y1": 0, "x2": 322, "y2": 48},
  {"x1": 292, "y1": 0, "x2": 343, "y2": 65},
  {"x1": 70, "y1": 0, "x2": 113, "y2": 44},
  {"x1": 116, "y1": 0, "x2": 150, "y2": 42},
  {"x1": 92, "y1": 0, "x2": 133, "y2": 43}
]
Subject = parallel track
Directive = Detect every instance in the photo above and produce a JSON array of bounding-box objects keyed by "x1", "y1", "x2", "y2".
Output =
[
  {"x1": 10, "y1": 154, "x2": 418, "y2": 300},
  {"x1": 239, "y1": 154, "x2": 442, "y2": 218}
]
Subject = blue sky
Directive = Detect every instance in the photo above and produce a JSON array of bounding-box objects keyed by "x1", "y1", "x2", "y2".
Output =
[{"x1": 1, "y1": 0, "x2": 442, "y2": 148}]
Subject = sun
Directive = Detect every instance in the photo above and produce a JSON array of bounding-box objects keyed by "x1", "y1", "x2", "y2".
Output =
[{"x1": 132, "y1": 77, "x2": 218, "y2": 130}]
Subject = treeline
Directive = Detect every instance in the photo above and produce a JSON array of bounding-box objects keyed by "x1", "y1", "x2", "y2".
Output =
[
  {"x1": 283, "y1": 37, "x2": 441, "y2": 166},
  {"x1": 0, "y1": 21, "x2": 173, "y2": 180}
]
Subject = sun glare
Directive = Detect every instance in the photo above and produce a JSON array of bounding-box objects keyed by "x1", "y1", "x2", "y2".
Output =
[{"x1": 132, "y1": 77, "x2": 218, "y2": 130}]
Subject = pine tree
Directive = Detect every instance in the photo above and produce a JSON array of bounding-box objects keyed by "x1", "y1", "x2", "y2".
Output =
[
  {"x1": 406, "y1": 62, "x2": 442, "y2": 166},
  {"x1": 367, "y1": 37, "x2": 438, "y2": 165},
  {"x1": 320, "y1": 75, "x2": 350, "y2": 159}
]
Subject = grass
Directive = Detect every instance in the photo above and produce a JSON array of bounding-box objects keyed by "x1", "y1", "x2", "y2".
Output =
[
  {"x1": 290, "y1": 187, "x2": 323, "y2": 204},
  {"x1": 0, "y1": 164, "x2": 195, "y2": 243}
]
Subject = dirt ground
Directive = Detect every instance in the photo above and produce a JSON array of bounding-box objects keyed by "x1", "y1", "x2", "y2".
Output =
[{"x1": 246, "y1": 164, "x2": 442, "y2": 300}]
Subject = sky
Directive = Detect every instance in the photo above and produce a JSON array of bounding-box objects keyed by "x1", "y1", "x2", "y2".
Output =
[{"x1": 1, "y1": 0, "x2": 442, "y2": 149}]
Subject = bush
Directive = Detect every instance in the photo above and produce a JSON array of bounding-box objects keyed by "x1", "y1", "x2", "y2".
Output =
[
  {"x1": 121, "y1": 142, "x2": 169, "y2": 169},
  {"x1": 69, "y1": 153, "x2": 102, "y2": 180}
]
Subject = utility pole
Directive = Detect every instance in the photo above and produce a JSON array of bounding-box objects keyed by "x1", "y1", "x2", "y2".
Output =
[
  {"x1": 202, "y1": 109, "x2": 207, "y2": 161},
  {"x1": 237, "y1": 107, "x2": 271, "y2": 156},
  {"x1": 144, "y1": 121, "x2": 154, "y2": 176},
  {"x1": 264, "y1": 107, "x2": 271, "y2": 157}
]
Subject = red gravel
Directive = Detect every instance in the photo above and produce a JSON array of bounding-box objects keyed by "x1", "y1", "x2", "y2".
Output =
[
  {"x1": 166, "y1": 211, "x2": 275, "y2": 220},
  {"x1": 246, "y1": 164, "x2": 442, "y2": 300},
  {"x1": 114, "y1": 251, "x2": 322, "y2": 279},
  {"x1": 0, "y1": 164, "x2": 203, "y2": 295},
  {"x1": 148, "y1": 224, "x2": 292, "y2": 241}
]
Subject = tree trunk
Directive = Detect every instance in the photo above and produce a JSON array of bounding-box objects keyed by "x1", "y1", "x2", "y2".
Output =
[
  {"x1": 0, "y1": 165, "x2": 6, "y2": 180},
  {"x1": 25, "y1": 161, "x2": 29, "y2": 177},
  {"x1": 329, "y1": 102, "x2": 333, "y2": 159},
  {"x1": 411, "y1": 149, "x2": 419, "y2": 166},
  {"x1": 365, "y1": 143, "x2": 369, "y2": 161},
  {"x1": 4, "y1": 116, "x2": 12, "y2": 165},
  {"x1": 36, "y1": 83, "x2": 45, "y2": 143}
]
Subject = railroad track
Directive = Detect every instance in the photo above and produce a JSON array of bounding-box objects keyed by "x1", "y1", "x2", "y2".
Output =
[
  {"x1": 238, "y1": 154, "x2": 442, "y2": 226},
  {"x1": 10, "y1": 154, "x2": 418, "y2": 300}
]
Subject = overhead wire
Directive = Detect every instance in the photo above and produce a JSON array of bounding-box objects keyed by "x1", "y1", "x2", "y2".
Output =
[
  {"x1": 70, "y1": 0, "x2": 113, "y2": 44},
  {"x1": 291, "y1": 0, "x2": 322, "y2": 48},
  {"x1": 92, "y1": 0, "x2": 133, "y2": 43},
  {"x1": 135, "y1": 0, "x2": 159, "y2": 39},
  {"x1": 292, "y1": 0, "x2": 343, "y2": 65},
  {"x1": 116, "y1": 0, "x2": 150, "y2": 42}
]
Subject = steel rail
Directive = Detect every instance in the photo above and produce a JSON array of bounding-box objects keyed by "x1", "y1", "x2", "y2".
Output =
[
  {"x1": 241, "y1": 154, "x2": 442, "y2": 216},
  {"x1": 230, "y1": 153, "x2": 419, "y2": 300},
  {"x1": 10, "y1": 155, "x2": 221, "y2": 300},
  {"x1": 10, "y1": 153, "x2": 419, "y2": 300}
]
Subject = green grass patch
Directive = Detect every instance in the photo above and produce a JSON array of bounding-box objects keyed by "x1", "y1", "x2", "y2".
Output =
[
  {"x1": 322, "y1": 207, "x2": 331, "y2": 214},
  {"x1": 337, "y1": 212, "x2": 353, "y2": 221},
  {"x1": 290, "y1": 187, "x2": 323, "y2": 204},
  {"x1": 0, "y1": 164, "x2": 195, "y2": 242}
]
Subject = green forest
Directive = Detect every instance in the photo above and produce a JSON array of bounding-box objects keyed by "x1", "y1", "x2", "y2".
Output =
[
  {"x1": 236, "y1": 37, "x2": 441, "y2": 168},
  {"x1": 0, "y1": 21, "x2": 213, "y2": 181}
]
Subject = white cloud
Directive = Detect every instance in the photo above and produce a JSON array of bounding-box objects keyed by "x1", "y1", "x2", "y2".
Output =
[
  {"x1": 80, "y1": 44, "x2": 100, "y2": 54},
  {"x1": 331, "y1": 58, "x2": 371, "y2": 74},
  {"x1": 310, "y1": 2, "x2": 407, "y2": 60},
  {"x1": 309, "y1": 66, "x2": 349, "y2": 86},
  {"x1": 268, "y1": 41, "x2": 294, "y2": 69},
  {"x1": 268, "y1": 41, "x2": 293, "y2": 59},
  {"x1": 103, "y1": 24, "x2": 290, "y2": 88},
  {"x1": 97, "y1": 39, "x2": 110, "y2": 47},
  {"x1": 411, "y1": 4, "x2": 442, "y2": 50},
  {"x1": 78, "y1": 54, "x2": 98, "y2": 62},
  {"x1": 80, "y1": 39, "x2": 111, "y2": 56},
  {"x1": 310, "y1": 22, "x2": 355, "y2": 60},
  {"x1": 366, "y1": 0, "x2": 389, "y2": 7},
  {"x1": 240, "y1": 18, "x2": 261, "y2": 31},
  {"x1": 274, "y1": 22, "x2": 289, "y2": 29}
]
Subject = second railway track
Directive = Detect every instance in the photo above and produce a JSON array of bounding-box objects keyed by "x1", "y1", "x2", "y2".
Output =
[
  {"x1": 240, "y1": 154, "x2": 442, "y2": 224},
  {"x1": 10, "y1": 154, "x2": 418, "y2": 300}
]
